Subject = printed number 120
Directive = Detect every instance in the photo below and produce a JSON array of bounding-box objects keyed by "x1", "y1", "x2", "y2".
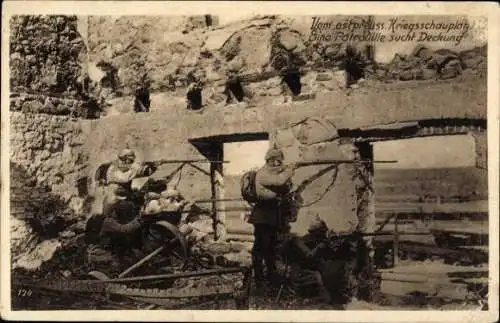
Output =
[{"x1": 17, "y1": 288, "x2": 32, "y2": 297}]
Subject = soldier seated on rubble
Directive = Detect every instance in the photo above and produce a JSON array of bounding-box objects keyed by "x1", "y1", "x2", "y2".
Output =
[
  {"x1": 143, "y1": 188, "x2": 212, "y2": 244},
  {"x1": 143, "y1": 188, "x2": 192, "y2": 216},
  {"x1": 87, "y1": 186, "x2": 146, "y2": 275}
]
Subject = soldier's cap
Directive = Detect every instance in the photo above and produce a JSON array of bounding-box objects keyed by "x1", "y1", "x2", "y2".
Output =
[
  {"x1": 265, "y1": 148, "x2": 284, "y2": 161},
  {"x1": 118, "y1": 149, "x2": 136, "y2": 160}
]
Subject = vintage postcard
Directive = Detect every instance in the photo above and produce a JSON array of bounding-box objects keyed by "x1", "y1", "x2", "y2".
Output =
[{"x1": 1, "y1": 1, "x2": 499, "y2": 322}]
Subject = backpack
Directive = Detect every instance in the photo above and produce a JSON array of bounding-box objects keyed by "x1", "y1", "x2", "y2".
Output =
[{"x1": 240, "y1": 170, "x2": 258, "y2": 204}]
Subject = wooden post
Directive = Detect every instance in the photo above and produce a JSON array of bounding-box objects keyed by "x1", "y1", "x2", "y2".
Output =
[
  {"x1": 393, "y1": 213, "x2": 399, "y2": 267},
  {"x1": 353, "y1": 142, "x2": 376, "y2": 301},
  {"x1": 210, "y1": 143, "x2": 226, "y2": 241},
  {"x1": 354, "y1": 142, "x2": 375, "y2": 240}
]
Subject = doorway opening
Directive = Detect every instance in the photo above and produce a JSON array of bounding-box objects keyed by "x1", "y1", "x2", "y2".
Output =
[
  {"x1": 372, "y1": 134, "x2": 486, "y2": 263},
  {"x1": 190, "y1": 133, "x2": 269, "y2": 240}
]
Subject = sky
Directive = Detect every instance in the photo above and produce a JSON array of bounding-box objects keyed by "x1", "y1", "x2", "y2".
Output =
[
  {"x1": 224, "y1": 141, "x2": 269, "y2": 175},
  {"x1": 374, "y1": 135, "x2": 476, "y2": 169}
]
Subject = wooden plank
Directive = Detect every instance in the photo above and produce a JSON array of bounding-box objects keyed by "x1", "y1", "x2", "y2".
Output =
[
  {"x1": 375, "y1": 212, "x2": 488, "y2": 222},
  {"x1": 226, "y1": 233, "x2": 254, "y2": 242},
  {"x1": 431, "y1": 221, "x2": 488, "y2": 235},
  {"x1": 375, "y1": 200, "x2": 488, "y2": 214},
  {"x1": 380, "y1": 280, "x2": 470, "y2": 300},
  {"x1": 375, "y1": 195, "x2": 487, "y2": 203},
  {"x1": 378, "y1": 262, "x2": 488, "y2": 275},
  {"x1": 398, "y1": 242, "x2": 489, "y2": 264},
  {"x1": 457, "y1": 246, "x2": 488, "y2": 253}
]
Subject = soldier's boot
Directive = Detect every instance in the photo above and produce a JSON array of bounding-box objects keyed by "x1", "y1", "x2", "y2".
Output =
[
  {"x1": 264, "y1": 254, "x2": 280, "y2": 286},
  {"x1": 313, "y1": 271, "x2": 332, "y2": 304},
  {"x1": 252, "y1": 253, "x2": 265, "y2": 289}
]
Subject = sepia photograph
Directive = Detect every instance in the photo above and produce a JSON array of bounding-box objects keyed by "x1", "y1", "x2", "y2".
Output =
[{"x1": 1, "y1": 1, "x2": 498, "y2": 322}]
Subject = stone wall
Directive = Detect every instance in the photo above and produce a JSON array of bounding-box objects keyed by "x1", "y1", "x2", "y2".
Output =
[
  {"x1": 91, "y1": 73, "x2": 486, "y2": 136},
  {"x1": 10, "y1": 15, "x2": 87, "y2": 98},
  {"x1": 10, "y1": 112, "x2": 91, "y2": 213},
  {"x1": 83, "y1": 15, "x2": 375, "y2": 107},
  {"x1": 9, "y1": 93, "x2": 94, "y2": 117},
  {"x1": 86, "y1": 15, "x2": 218, "y2": 98}
]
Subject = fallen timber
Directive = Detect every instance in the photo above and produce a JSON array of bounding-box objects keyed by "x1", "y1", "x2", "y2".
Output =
[{"x1": 13, "y1": 267, "x2": 251, "y2": 300}]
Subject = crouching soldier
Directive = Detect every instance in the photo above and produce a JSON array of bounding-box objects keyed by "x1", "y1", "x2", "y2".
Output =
[
  {"x1": 86, "y1": 186, "x2": 146, "y2": 276},
  {"x1": 282, "y1": 217, "x2": 358, "y2": 306},
  {"x1": 281, "y1": 217, "x2": 332, "y2": 303}
]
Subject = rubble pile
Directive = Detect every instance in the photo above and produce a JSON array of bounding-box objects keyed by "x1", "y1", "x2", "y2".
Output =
[
  {"x1": 85, "y1": 15, "x2": 375, "y2": 106},
  {"x1": 86, "y1": 16, "x2": 217, "y2": 98},
  {"x1": 172, "y1": 272, "x2": 245, "y2": 292},
  {"x1": 11, "y1": 162, "x2": 86, "y2": 272},
  {"x1": 10, "y1": 93, "x2": 92, "y2": 117},
  {"x1": 371, "y1": 45, "x2": 487, "y2": 82}
]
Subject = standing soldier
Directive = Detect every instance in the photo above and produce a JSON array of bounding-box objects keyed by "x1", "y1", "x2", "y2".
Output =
[{"x1": 248, "y1": 148, "x2": 295, "y2": 288}]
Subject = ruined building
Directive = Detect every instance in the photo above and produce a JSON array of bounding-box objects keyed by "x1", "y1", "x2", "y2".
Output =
[{"x1": 9, "y1": 15, "x2": 487, "y2": 272}]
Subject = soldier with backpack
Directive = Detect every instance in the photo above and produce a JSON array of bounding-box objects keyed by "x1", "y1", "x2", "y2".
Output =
[{"x1": 241, "y1": 147, "x2": 296, "y2": 288}]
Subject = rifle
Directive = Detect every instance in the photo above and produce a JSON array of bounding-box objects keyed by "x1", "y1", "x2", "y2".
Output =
[
  {"x1": 144, "y1": 159, "x2": 229, "y2": 169},
  {"x1": 292, "y1": 160, "x2": 397, "y2": 168}
]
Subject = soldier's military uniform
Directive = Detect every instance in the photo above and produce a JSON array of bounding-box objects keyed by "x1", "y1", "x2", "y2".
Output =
[
  {"x1": 87, "y1": 186, "x2": 144, "y2": 275},
  {"x1": 103, "y1": 149, "x2": 150, "y2": 209},
  {"x1": 283, "y1": 218, "x2": 358, "y2": 305},
  {"x1": 249, "y1": 148, "x2": 295, "y2": 286}
]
